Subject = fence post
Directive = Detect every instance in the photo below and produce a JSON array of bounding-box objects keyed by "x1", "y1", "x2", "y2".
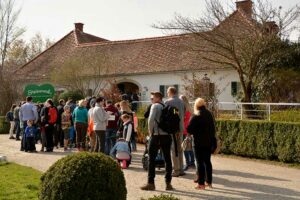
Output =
[
  {"x1": 240, "y1": 104, "x2": 243, "y2": 120},
  {"x1": 268, "y1": 104, "x2": 271, "y2": 121}
]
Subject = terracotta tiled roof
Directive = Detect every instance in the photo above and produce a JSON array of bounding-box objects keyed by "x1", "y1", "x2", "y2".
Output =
[{"x1": 15, "y1": 8, "x2": 256, "y2": 81}]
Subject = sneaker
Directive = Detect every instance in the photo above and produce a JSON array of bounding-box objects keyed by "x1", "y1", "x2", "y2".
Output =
[
  {"x1": 183, "y1": 165, "x2": 189, "y2": 171},
  {"x1": 140, "y1": 183, "x2": 155, "y2": 191},
  {"x1": 166, "y1": 183, "x2": 174, "y2": 191},
  {"x1": 171, "y1": 172, "x2": 180, "y2": 177},
  {"x1": 16, "y1": 138, "x2": 20, "y2": 141},
  {"x1": 9, "y1": 136, "x2": 15, "y2": 139}
]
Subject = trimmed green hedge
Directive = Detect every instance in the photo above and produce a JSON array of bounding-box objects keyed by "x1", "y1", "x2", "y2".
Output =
[
  {"x1": 0, "y1": 116, "x2": 9, "y2": 134},
  {"x1": 137, "y1": 118, "x2": 300, "y2": 163}
]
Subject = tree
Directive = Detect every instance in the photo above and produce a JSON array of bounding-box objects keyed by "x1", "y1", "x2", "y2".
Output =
[
  {"x1": 6, "y1": 33, "x2": 54, "y2": 70},
  {"x1": 0, "y1": 0, "x2": 24, "y2": 115},
  {"x1": 258, "y1": 41, "x2": 300, "y2": 102},
  {"x1": 154, "y1": 0, "x2": 300, "y2": 103},
  {"x1": 51, "y1": 52, "x2": 114, "y2": 97},
  {"x1": 0, "y1": 0, "x2": 24, "y2": 77}
]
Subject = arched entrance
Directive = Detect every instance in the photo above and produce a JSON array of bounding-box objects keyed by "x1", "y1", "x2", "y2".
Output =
[{"x1": 117, "y1": 82, "x2": 140, "y2": 95}]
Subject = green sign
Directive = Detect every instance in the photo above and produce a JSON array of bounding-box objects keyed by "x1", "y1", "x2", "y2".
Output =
[{"x1": 24, "y1": 84, "x2": 55, "y2": 103}]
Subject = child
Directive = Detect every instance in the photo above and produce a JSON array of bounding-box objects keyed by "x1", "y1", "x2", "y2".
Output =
[
  {"x1": 121, "y1": 114, "x2": 133, "y2": 151},
  {"x1": 61, "y1": 105, "x2": 72, "y2": 151},
  {"x1": 182, "y1": 134, "x2": 195, "y2": 170},
  {"x1": 24, "y1": 120, "x2": 37, "y2": 152},
  {"x1": 110, "y1": 138, "x2": 131, "y2": 168}
]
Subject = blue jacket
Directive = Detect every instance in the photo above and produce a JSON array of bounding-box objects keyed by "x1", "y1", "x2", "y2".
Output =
[
  {"x1": 25, "y1": 126, "x2": 37, "y2": 138},
  {"x1": 110, "y1": 141, "x2": 131, "y2": 158},
  {"x1": 72, "y1": 106, "x2": 88, "y2": 124}
]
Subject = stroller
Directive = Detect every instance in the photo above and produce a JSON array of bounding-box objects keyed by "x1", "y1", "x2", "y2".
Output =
[{"x1": 142, "y1": 136, "x2": 165, "y2": 171}]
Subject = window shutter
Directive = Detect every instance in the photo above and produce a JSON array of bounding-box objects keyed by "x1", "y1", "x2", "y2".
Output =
[
  {"x1": 159, "y1": 85, "x2": 165, "y2": 97},
  {"x1": 231, "y1": 82, "x2": 238, "y2": 96}
]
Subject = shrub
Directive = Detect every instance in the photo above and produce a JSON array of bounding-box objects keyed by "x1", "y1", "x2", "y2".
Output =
[
  {"x1": 39, "y1": 152, "x2": 127, "y2": 200},
  {"x1": 58, "y1": 90, "x2": 84, "y2": 102},
  {"x1": 271, "y1": 109, "x2": 300, "y2": 122},
  {"x1": 216, "y1": 120, "x2": 300, "y2": 163},
  {"x1": 142, "y1": 194, "x2": 180, "y2": 200},
  {"x1": 0, "y1": 116, "x2": 10, "y2": 134}
]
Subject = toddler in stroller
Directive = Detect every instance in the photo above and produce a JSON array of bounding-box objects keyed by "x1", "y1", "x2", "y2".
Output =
[
  {"x1": 142, "y1": 136, "x2": 165, "y2": 170},
  {"x1": 110, "y1": 138, "x2": 131, "y2": 169}
]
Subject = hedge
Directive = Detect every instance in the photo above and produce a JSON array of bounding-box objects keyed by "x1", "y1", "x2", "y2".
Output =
[
  {"x1": 0, "y1": 116, "x2": 9, "y2": 134},
  {"x1": 137, "y1": 118, "x2": 300, "y2": 163}
]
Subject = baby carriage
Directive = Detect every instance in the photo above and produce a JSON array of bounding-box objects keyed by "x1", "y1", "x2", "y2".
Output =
[{"x1": 142, "y1": 136, "x2": 165, "y2": 171}]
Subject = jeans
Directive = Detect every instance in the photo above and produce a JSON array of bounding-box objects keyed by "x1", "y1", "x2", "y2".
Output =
[
  {"x1": 148, "y1": 135, "x2": 172, "y2": 184},
  {"x1": 14, "y1": 119, "x2": 20, "y2": 139},
  {"x1": 105, "y1": 128, "x2": 117, "y2": 155},
  {"x1": 95, "y1": 130, "x2": 106, "y2": 153},
  {"x1": 184, "y1": 151, "x2": 195, "y2": 166},
  {"x1": 194, "y1": 147, "x2": 212, "y2": 185},
  {"x1": 20, "y1": 121, "x2": 28, "y2": 151}
]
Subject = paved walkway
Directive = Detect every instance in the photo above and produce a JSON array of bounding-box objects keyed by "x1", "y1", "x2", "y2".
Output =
[{"x1": 0, "y1": 134, "x2": 300, "y2": 200}]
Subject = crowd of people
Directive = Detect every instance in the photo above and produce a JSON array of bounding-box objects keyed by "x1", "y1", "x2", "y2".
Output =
[
  {"x1": 6, "y1": 86, "x2": 216, "y2": 191},
  {"x1": 6, "y1": 96, "x2": 137, "y2": 157}
]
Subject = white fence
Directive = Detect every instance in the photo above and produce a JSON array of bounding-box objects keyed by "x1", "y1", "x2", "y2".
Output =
[{"x1": 132, "y1": 101, "x2": 300, "y2": 122}]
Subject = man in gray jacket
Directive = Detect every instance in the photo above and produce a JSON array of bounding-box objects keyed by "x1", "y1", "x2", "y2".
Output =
[
  {"x1": 92, "y1": 97, "x2": 110, "y2": 153},
  {"x1": 165, "y1": 86, "x2": 185, "y2": 177},
  {"x1": 141, "y1": 92, "x2": 173, "y2": 191}
]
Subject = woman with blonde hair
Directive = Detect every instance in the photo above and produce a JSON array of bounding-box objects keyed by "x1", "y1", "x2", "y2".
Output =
[
  {"x1": 72, "y1": 99, "x2": 88, "y2": 151},
  {"x1": 179, "y1": 95, "x2": 195, "y2": 171},
  {"x1": 187, "y1": 98, "x2": 215, "y2": 190},
  {"x1": 118, "y1": 100, "x2": 136, "y2": 151}
]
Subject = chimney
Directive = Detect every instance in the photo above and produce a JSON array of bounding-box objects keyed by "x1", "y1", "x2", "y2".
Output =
[
  {"x1": 74, "y1": 23, "x2": 84, "y2": 32},
  {"x1": 236, "y1": 0, "x2": 253, "y2": 18}
]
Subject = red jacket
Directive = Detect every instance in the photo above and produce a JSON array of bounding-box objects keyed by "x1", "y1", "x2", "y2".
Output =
[
  {"x1": 105, "y1": 105, "x2": 119, "y2": 129},
  {"x1": 183, "y1": 111, "x2": 191, "y2": 136}
]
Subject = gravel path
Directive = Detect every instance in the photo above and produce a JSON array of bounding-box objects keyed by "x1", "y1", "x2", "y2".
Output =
[{"x1": 0, "y1": 134, "x2": 300, "y2": 200}]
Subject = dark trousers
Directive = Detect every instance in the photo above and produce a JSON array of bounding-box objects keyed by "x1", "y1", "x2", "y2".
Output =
[
  {"x1": 45, "y1": 125, "x2": 54, "y2": 151},
  {"x1": 95, "y1": 130, "x2": 106, "y2": 153},
  {"x1": 75, "y1": 122, "x2": 87, "y2": 149},
  {"x1": 105, "y1": 128, "x2": 117, "y2": 155},
  {"x1": 54, "y1": 124, "x2": 63, "y2": 147},
  {"x1": 194, "y1": 147, "x2": 212, "y2": 185},
  {"x1": 14, "y1": 119, "x2": 20, "y2": 139},
  {"x1": 148, "y1": 135, "x2": 172, "y2": 184},
  {"x1": 25, "y1": 137, "x2": 36, "y2": 151}
]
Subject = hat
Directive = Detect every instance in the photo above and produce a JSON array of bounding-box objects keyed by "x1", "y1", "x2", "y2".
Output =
[{"x1": 150, "y1": 91, "x2": 163, "y2": 98}]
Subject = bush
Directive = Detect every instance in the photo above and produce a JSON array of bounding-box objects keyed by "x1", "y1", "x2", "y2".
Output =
[
  {"x1": 58, "y1": 90, "x2": 84, "y2": 102},
  {"x1": 142, "y1": 194, "x2": 180, "y2": 200},
  {"x1": 39, "y1": 152, "x2": 127, "y2": 200},
  {"x1": 0, "y1": 116, "x2": 10, "y2": 134},
  {"x1": 216, "y1": 120, "x2": 300, "y2": 163},
  {"x1": 271, "y1": 109, "x2": 300, "y2": 122},
  {"x1": 137, "y1": 118, "x2": 300, "y2": 163}
]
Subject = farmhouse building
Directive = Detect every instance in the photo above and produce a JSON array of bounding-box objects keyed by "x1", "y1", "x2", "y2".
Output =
[{"x1": 15, "y1": 1, "x2": 262, "y2": 102}]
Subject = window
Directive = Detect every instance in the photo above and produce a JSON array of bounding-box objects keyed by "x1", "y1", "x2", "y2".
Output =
[
  {"x1": 231, "y1": 82, "x2": 241, "y2": 97},
  {"x1": 159, "y1": 85, "x2": 179, "y2": 97}
]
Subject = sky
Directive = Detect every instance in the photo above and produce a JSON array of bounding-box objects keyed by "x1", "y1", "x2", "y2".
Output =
[{"x1": 16, "y1": 0, "x2": 300, "y2": 42}]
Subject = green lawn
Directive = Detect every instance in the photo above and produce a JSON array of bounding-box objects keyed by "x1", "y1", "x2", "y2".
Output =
[{"x1": 0, "y1": 162, "x2": 41, "y2": 200}]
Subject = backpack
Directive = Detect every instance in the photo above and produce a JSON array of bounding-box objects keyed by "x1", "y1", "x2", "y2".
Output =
[
  {"x1": 158, "y1": 104, "x2": 180, "y2": 134},
  {"x1": 48, "y1": 107, "x2": 57, "y2": 124},
  {"x1": 5, "y1": 111, "x2": 13, "y2": 122}
]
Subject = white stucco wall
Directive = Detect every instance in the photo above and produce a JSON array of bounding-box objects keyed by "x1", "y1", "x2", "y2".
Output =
[{"x1": 114, "y1": 69, "x2": 240, "y2": 103}]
